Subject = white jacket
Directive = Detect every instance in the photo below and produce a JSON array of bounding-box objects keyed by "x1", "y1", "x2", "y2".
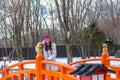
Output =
[
  {"x1": 35, "y1": 42, "x2": 57, "y2": 61},
  {"x1": 35, "y1": 42, "x2": 57, "y2": 70}
]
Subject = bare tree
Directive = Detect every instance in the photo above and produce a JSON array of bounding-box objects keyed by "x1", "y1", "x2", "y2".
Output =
[
  {"x1": 53, "y1": 0, "x2": 97, "y2": 62},
  {"x1": 1, "y1": 0, "x2": 120, "y2": 61},
  {"x1": 98, "y1": 0, "x2": 120, "y2": 44}
]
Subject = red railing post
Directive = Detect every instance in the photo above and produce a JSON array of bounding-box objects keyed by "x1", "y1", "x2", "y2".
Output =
[
  {"x1": 36, "y1": 44, "x2": 44, "y2": 80},
  {"x1": 28, "y1": 73, "x2": 33, "y2": 80},
  {"x1": 19, "y1": 64, "x2": 24, "y2": 80},
  {"x1": 101, "y1": 43, "x2": 110, "y2": 66},
  {"x1": 4, "y1": 69, "x2": 9, "y2": 80},
  {"x1": 12, "y1": 76, "x2": 16, "y2": 80},
  {"x1": 116, "y1": 71, "x2": 120, "y2": 80},
  {"x1": 101, "y1": 43, "x2": 110, "y2": 80},
  {"x1": 60, "y1": 66, "x2": 67, "y2": 80}
]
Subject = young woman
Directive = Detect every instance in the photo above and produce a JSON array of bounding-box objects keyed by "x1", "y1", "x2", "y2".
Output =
[{"x1": 35, "y1": 34, "x2": 57, "y2": 70}]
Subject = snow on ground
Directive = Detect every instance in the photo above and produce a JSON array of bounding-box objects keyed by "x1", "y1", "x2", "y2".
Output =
[
  {"x1": 0, "y1": 57, "x2": 120, "y2": 79},
  {"x1": 0, "y1": 57, "x2": 98, "y2": 69},
  {"x1": 1, "y1": 57, "x2": 120, "y2": 68}
]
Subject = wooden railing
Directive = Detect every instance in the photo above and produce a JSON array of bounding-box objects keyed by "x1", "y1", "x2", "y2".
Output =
[
  {"x1": 0, "y1": 45, "x2": 78, "y2": 80},
  {"x1": 69, "y1": 43, "x2": 120, "y2": 80},
  {"x1": 0, "y1": 60, "x2": 36, "y2": 80},
  {"x1": 1, "y1": 43, "x2": 120, "y2": 80}
]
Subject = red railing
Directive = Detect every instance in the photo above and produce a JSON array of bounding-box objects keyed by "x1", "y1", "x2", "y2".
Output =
[
  {"x1": 1, "y1": 43, "x2": 120, "y2": 80},
  {"x1": 69, "y1": 44, "x2": 120, "y2": 80},
  {"x1": 0, "y1": 45, "x2": 78, "y2": 80},
  {"x1": 0, "y1": 60, "x2": 36, "y2": 80}
]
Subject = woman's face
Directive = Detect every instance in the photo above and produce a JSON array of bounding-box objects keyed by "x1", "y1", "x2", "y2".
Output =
[{"x1": 45, "y1": 39, "x2": 50, "y2": 44}]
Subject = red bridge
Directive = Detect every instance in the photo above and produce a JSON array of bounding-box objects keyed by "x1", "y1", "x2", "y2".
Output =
[{"x1": 0, "y1": 44, "x2": 120, "y2": 80}]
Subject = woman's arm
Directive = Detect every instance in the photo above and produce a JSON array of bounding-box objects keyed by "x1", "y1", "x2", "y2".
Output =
[{"x1": 35, "y1": 41, "x2": 45, "y2": 52}]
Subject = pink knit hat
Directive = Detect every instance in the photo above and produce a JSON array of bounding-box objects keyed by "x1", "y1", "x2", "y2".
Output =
[{"x1": 43, "y1": 34, "x2": 51, "y2": 40}]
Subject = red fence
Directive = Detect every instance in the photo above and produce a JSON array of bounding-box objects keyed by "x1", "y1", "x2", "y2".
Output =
[{"x1": 0, "y1": 43, "x2": 120, "y2": 80}]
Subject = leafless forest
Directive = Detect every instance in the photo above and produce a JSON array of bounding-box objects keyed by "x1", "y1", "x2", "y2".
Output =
[{"x1": 0, "y1": 0, "x2": 120, "y2": 62}]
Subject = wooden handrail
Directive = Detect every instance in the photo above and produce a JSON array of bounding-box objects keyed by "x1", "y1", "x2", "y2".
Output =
[
  {"x1": 1, "y1": 43, "x2": 120, "y2": 80},
  {"x1": 69, "y1": 58, "x2": 101, "y2": 65},
  {"x1": 0, "y1": 44, "x2": 79, "y2": 80}
]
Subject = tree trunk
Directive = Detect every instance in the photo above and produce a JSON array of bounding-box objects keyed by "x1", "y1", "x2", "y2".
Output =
[{"x1": 66, "y1": 44, "x2": 73, "y2": 63}]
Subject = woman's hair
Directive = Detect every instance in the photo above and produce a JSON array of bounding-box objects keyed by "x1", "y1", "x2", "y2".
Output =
[{"x1": 45, "y1": 41, "x2": 52, "y2": 51}]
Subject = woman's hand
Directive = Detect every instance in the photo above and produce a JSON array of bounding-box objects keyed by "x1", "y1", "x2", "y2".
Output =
[{"x1": 39, "y1": 41, "x2": 45, "y2": 45}]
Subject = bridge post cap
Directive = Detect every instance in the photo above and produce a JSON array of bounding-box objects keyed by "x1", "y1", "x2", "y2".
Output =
[
  {"x1": 37, "y1": 44, "x2": 43, "y2": 56},
  {"x1": 103, "y1": 43, "x2": 108, "y2": 48},
  {"x1": 102, "y1": 43, "x2": 108, "y2": 54},
  {"x1": 37, "y1": 44, "x2": 42, "y2": 48}
]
